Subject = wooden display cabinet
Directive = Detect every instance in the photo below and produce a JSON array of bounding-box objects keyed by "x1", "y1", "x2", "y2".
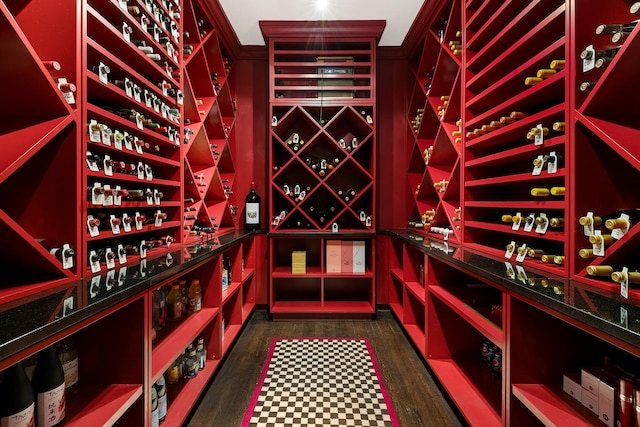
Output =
[
  {"x1": 405, "y1": 0, "x2": 462, "y2": 243},
  {"x1": 462, "y1": 0, "x2": 569, "y2": 277},
  {"x1": 262, "y1": 22, "x2": 381, "y2": 318},
  {"x1": 269, "y1": 235, "x2": 375, "y2": 317}
]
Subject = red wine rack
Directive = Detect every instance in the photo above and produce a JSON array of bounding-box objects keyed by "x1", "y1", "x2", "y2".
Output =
[
  {"x1": 264, "y1": 27, "x2": 379, "y2": 233},
  {"x1": 262, "y1": 22, "x2": 382, "y2": 317},
  {"x1": 462, "y1": 0, "x2": 569, "y2": 277},
  {"x1": 0, "y1": 0, "x2": 81, "y2": 293},
  {"x1": 406, "y1": 0, "x2": 462, "y2": 244},
  {"x1": 571, "y1": 0, "x2": 640, "y2": 300}
]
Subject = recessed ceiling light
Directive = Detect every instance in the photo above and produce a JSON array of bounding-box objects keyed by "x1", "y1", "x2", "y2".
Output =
[{"x1": 317, "y1": 0, "x2": 328, "y2": 11}]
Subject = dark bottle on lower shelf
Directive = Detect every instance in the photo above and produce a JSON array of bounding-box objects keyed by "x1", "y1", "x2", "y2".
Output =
[
  {"x1": 0, "y1": 362, "x2": 35, "y2": 427},
  {"x1": 32, "y1": 346, "x2": 65, "y2": 427}
]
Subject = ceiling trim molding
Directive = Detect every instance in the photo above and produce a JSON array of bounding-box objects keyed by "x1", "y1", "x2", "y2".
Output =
[
  {"x1": 202, "y1": 0, "x2": 242, "y2": 59},
  {"x1": 259, "y1": 20, "x2": 386, "y2": 43},
  {"x1": 401, "y1": 0, "x2": 442, "y2": 58}
]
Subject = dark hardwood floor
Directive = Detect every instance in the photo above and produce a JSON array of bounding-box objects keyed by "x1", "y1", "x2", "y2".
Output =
[{"x1": 186, "y1": 310, "x2": 465, "y2": 427}]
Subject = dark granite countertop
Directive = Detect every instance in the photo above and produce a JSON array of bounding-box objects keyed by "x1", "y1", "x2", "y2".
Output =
[
  {"x1": 383, "y1": 229, "x2": 640, "y2": 350},
  {"x1": 0, "y1": 230, "x2": 255, "y2": 363}
]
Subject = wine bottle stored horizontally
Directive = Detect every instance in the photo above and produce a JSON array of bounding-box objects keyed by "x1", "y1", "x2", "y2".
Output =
[
  {"x1": 32, "y1": 346, "x2": 65, "y2": 427},
  {"x1": 245, "y1": 181, "x2": 260, "y2": 230},
  {"x1": 0, "y1": 362, "x2": 35, "y2": 427}
]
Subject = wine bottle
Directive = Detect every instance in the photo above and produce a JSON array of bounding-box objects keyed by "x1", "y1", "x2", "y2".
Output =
[
  {"x1": 586, "y1": 265, "x2": 614, "y2": 277},
  {"x1": 611, "y1": 269, "x2": 640, "y2": 284},
  {"x1": 0, "y1": 362, "x2": 35, "y2": 427},
  {"x1": 151, "y1": 386, "x2": 159, "y2": 427},
  {"x1": 32, "y1": 346, "x2": 65, "y2": 427},
  {"x1": 595, "y1": 22, "x2": 637, "y2": 35},
  {"x1": 245, "y1": 181, "x2": 261, "y2": 230},
  {"x1": 580, "y1": 47, "x2": 619, "y2": 61},
  {"x1": 588, "y1": 233, "x2": 613, "y2": 246},
  {"x1": 56, "y1": 340, "x2": 78, "y2": 391}
]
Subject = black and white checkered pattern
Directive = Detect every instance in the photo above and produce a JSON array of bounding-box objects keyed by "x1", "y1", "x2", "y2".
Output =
[{"x1": 247, "y1": 339, "x2": 395, "y2": 427}]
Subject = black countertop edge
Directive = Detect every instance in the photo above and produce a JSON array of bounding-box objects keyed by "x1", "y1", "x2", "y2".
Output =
[
  {"x1": 0, "y1": 230, "x2": 255, "y2": 364},
  {"x1": 381, "y1": 229, "x2": 640, "y2": 350}
]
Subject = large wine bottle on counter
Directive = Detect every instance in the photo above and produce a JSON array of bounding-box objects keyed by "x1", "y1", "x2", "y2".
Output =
[
  {"x1": 32, "y1": 346, "x2": 65, "y2": 427},
  {"x1": 245, "y1": 181, "x2": 261, "y2": 230},
  {"x1": 0, "y1": 362, "x2": 35, "y2": 427}
]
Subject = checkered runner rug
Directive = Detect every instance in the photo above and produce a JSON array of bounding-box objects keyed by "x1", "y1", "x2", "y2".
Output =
[{"x1": 242, "y1": 338, "x2": 399, "y2": 427}]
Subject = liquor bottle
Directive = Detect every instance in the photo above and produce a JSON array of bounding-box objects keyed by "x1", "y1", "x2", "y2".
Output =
[
  {"x1": 151, "y1": 386, "x2": 159, "y2": 427},
  {"x1": 617, "y1": 378, "x2": 634, "y2": 427},
  {"x1": 155, "y1": 374, "x2": 167, "y2": 424},
  {"x1": 0, "y1": 362, "x2": 35, "y2": 427},
  {"x1": 245, "y1": 181, "x2": 260, "y2": 230},
  {"x1": 188, "y1": 279, "x2": 202, "y2": 314},
  {"x1": 56, "y1": 340, "x2": 78, "y2": 391},
  {"x1": 184, "y1": 348, "x2": 199, "y2": 379},
  {"x1": 196, "y1": 338, "x2": 206, "y2": 370},
  {"x1": 32, "y1": 346, "x2": 65, "y2": 427}
]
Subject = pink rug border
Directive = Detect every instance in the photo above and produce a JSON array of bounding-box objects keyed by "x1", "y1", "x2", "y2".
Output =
[{"x1": 241, "y1": 337, "x2": 400, "y2": 427}]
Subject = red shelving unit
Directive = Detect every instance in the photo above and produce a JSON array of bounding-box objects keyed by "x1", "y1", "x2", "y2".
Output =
[
  {"x1": 571, "y1": 0, "x2": 640, "y2": 300},
  {"x1": 462, "y1": 0, "x2": 569, "y2": 277},
  {"x1": 262, "y1": 21, "x2": 382, "y2": 318},
  {"x1": 150, "y1": 235, "x2": 255, "y2": 425},
  {"x1": 405, "y1": 0, "x2": 463, "y2": 243}
]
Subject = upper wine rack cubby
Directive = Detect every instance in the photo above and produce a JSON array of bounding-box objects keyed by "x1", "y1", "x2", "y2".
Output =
[{"x1": 260, "y1": 21, "x2": 385, "y2": 105}]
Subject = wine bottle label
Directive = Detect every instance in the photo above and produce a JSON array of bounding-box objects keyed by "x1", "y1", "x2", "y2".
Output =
[
  {"x1": 516, "y1": 244, "x2": 527, "y2": 262},
  {"x1": 1, "y1": 403, "x2": 35, "y2": 427},
  {"x1": 246, "y1": 203, "x2": 260, "y2": 224},
  {"x1": 36, "y1": 383, "x2": 65, "y2": 427},
  {"x1": 504, "y1": 262, "x2": 516, "y2": 279},
  {"x1": 535, "y1": 213, "x2": 549, "y2": 234},
  {"x1": 534, "y1": 124, "x2": 544, "y2": 145},
  {"x1": 582, "y1": 44, "x2": 596, "y2": 72},
  {"x1": 523, "y1": 214, "x2": 536, "y2": 232},
  {"x1": 515, "y1": 265, "x2": 528, "y2": 284},
  {"x1": 621, "y1": 267, "x2": 629, "y2": 299},
  {"x1": 505, "y1": 241, "x2": 516, "y2": 259},
  {"x1": 532, "y1": 155, "x2": 544, "y2": 176},
  {"x1": 592, "y1": 230, "x2": 605, "y2": 257},
  {"x1": 61, "y1": 357, "x2": 79, "y2": 388},
  {"x1": 511, "y1": 212, "x2": 522, "y2": 231}
]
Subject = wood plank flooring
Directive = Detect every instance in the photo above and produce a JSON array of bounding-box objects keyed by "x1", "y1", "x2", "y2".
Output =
[{"x1": 186, "y1": 310, "x2": 465, "y2": 426}]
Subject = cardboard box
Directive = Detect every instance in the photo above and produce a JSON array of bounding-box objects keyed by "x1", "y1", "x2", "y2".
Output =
[
  {"x1": 598, "y1": 379, "x2": 615, "y2": 427},
  {"x1": 581, "y1": 387, "x2": 598, "y2": 414},
  {"x1": 562, "y1": 374, "x2": 581, "y2": 401},
  {"x1": 326, "y1": 240, "x2": 341, "y2": 273},
  {"x1": 352, "y1": 241, "x2": 366, "y2": 274},
  {"x1": 341, "y1": 241, "x2": 353, "y2": 273},
  {"x1": 291, "y1": 251, "x2": 306, "y2": 274}
]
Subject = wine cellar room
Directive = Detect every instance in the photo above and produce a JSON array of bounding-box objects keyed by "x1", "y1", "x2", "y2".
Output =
[{"x1": 2, "y1": 0, "x2": 640, "y2": 426}]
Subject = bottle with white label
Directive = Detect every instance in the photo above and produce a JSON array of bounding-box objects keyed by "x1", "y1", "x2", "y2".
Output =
[
  {"x1": 0, "y1": 362, "x2": 35, "y2": 427},
  {"x1": 245, "y1": 181, "x2": 261, "y2": 230},
  {"x1": 32, "y1": 346, "x2": 65, "y2": 427},
  {"x1": 56, "y1": 340, "x2": 78, "y2": 391},
  {"x1": 155, "y1": 374, "x2": 167, "y2": 424}
]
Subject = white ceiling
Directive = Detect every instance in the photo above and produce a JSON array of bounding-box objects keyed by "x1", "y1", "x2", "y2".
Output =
[{"x1": 218, "y1": 0, "x2": 425, "y2": 46}]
